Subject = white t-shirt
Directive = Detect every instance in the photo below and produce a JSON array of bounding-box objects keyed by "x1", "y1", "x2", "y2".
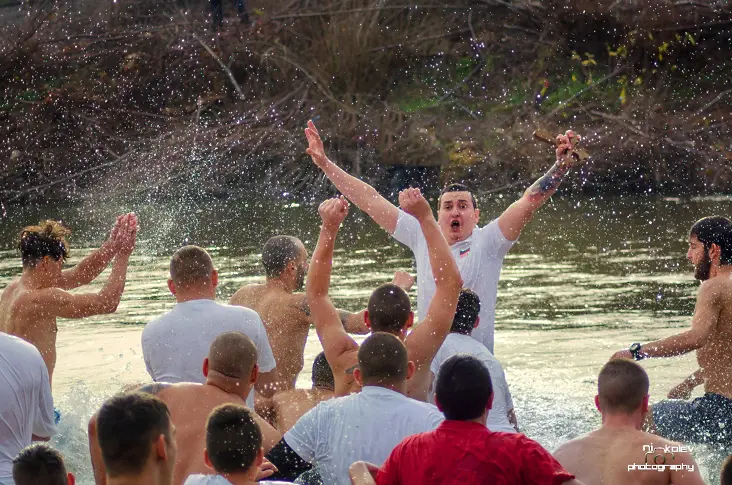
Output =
[
  {"x1": 142, "y1": 299, "x2": 276, "y2": 408},
  {"x1": 0, "y1": 333, "x2": 57, "y2": 485},
  {"x1": 184, "y1": 474, "x2": 291, "y2": 485},
  {"x1": 284, "y1": 386, "x2": 444, "y2": 485},
  {"x1": 392, "y1": 211, "x2": 515, "y2": 353},
  {"x1": 429, "y1": 333, "x2": 516, "y2": 434}
]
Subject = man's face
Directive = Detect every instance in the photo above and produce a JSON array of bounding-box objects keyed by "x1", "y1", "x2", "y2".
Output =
[
  {"x1": 687, "y1": 234, "x2": 711, "y2": 281},
  {"x1": 294, "y1": 245, "x2": 309, "y2": 291},
  {"x1": 437, "y1": 191, "x2": 480, "y2": 244}
]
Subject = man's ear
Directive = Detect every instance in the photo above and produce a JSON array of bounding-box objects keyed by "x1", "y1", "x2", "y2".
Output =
[
  {"x1": 202, "y1": 358, "x2": 209, "y2": 378},
  {"x1": 255, "y1": 447, "x2": 264, "y2": 468},
  {"x1": 167, "y1": 279, "x2": 176, "y2": 296},
  {"x1": 211, "y1": 269, "x2": 219, "y2": 288},
  {"x1": 474, "y1": 208, "x2": 480, "y2": 221},
  {"x1": 203, "y1": 449, "x2": 214, "y2": 470},
  {"x1": 353, "y1": 367, "x2": 363, "y2": 387},
  {"x1": 594, "y1": 395, "x2": 601, "y2": 413},
  {"x1": 155, "y1": 434, "x2": 168, "y2": 460},
  {"x1": 642, "y1": 394, "x2": 650, "y2": 413},
  {"x1": 364, "y1": 310, "x2": 371, "y2": 330},
  {"x1": 486, "y1": 392, "x2": 494, "y2": 411},
  {"x1": 406, "y1": 361, "x2": 416, "y2": 380},
  {"x1": 250, "y1": 363, "x2": 259, "y2": 384},
  {"x1": 474, "y1": 316, "x2": 480, "y2": 329},
  {"x1": 709, "y1": 243, "x2": 722, "y2": 265},
  {"x1": 405, "y1": 312, "x2": 414, "y2": 330},
  {"x1": 434, "y1": 395, "x2": 443, "y2": 412},
  {"x1": 67, "y1": 472, "x2": 76, "y2": 485}
]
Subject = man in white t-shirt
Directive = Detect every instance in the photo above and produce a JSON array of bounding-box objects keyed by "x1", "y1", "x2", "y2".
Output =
[
  {"x1": 142, "y1": 245, "x2": 278, "y2": 408},
  {"x1": 264, "y1": 333, "x2": 444, "y2": 485},
  {"x1": 429, "y1": 289, "x2": 517, "y2": 433},
  {"x1": 0, "y1": 333, "x2": 57, "y2": 485},
  {"x1": 304, "y1": 120, "x2": 582, "y2": 353}
]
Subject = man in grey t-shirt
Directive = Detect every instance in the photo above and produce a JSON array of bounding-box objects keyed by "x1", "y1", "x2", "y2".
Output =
[{"x1": 142, "y1": 245, "x2": 278, "y2": 408}]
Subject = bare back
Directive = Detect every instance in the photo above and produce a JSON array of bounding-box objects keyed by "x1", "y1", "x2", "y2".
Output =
[
  {"x1": 230, "y1": 285, "x2": 310, "y2": 389},
  {"x1": 554, "y1": 428, "x2": 702, "y2": 485},
  {"x1": 697, "y1": 275, "x2": 732, "y2": 397},
  {"x1": 272, "y1": 388, "x2": 334, "y2": 433},
  {"x1": 0, "y1": 279, "x2": 59, "y2": 382},
  {"x1": 157, "y1": 383, "x2": 281, "y2": 485}
]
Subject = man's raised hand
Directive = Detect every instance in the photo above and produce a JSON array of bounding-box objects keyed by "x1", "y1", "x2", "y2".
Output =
[
  {"x1": 305, "y1": 120, "x2": 329, "y2": 168},
  {"x1": 555, "y1": 130, "x2": 581, "y2": 169},
  {"x1": 398, "y1": 188, "x2": 432, "y2": 221},
  {"x1": 392, "y1": 270, "x2": 415, "y2": 291},
  {"x1": 318, "y1": 196, "x2": 349, "y2": 232},
  {"x1": 116, "y1": 213, "x2": 138, "y2": 256}
]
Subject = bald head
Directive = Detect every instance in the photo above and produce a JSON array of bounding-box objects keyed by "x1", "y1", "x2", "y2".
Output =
[
  {"x1": 170, "y1": 245, "x2": 214, "y2": 288},
  {"x1": 598, "y1": 359, "x2": 649, "y2": 414},
  {"x1": 207, "y1": 332, "x2": 258, "y2": 379}
]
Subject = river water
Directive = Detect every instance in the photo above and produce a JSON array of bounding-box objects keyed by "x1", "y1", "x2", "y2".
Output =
[{"x1": 1, "y1": 193, "x2": 731, "y2": 483}]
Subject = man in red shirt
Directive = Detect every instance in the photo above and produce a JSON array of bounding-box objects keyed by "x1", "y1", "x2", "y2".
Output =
[{"x1": 350, "y1": 354, "x2": 582, "y2": 485}]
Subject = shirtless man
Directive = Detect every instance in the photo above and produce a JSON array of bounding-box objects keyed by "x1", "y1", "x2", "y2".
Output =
[
  {"x1": 230, "y1": 236, "x2": 413, "y2": 391},
  {"x1": 307, "y1": 189, "x2": 462, "y2": 400},
  {"x1": 305, "y1": 120, "x2": 581, "y2": 354},
  {"x1": 612, "y1": 216, "x2": 732, "y2": 444},
  {"x1": 89, "y1": 332, "x2": 282, "y2": 485},
  {"x1": 271, "y1": 351, "x2": 335, "y2": 433},
  {"x1": 0, "y1": 213, "x2": 137, "y2": 385},
  {"x1": 554, "y1": 359, "x2": 704, "y2": 485}
]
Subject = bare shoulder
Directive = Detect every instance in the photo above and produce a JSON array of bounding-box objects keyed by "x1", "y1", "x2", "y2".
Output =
[
  {"x1": 699, "y1": 276, "x2": 730, "y2": 298},
  {"x1": 272, "y1": 388, "x2": 306, "y2": 405},
  {"x1": 229, "y1": 284, "x2": 264, "y2": 305},
  {"x1": 553, "y1": 436, "x2": 588, "y2": 457}
]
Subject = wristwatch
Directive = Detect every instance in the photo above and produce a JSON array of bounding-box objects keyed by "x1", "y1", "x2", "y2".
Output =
[{"x1": 629, "y1": 342, "x2": 645, "y2": 361}]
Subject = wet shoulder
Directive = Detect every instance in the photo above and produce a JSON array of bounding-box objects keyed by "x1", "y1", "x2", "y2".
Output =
[{"x1": 229, "y1": 284, "x2": 266, "y2": 306}]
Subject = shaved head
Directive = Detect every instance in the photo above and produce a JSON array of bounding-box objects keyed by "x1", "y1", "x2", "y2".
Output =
[
  {"x1": 598, "y1": 359, "x2": 649, "y2": 414},
  {"x1": 170, "y1": 245, "x2": 214, "y2": 287},
  {"x1": 208, "y1": 332, "x2": 258, "y2": 379}
]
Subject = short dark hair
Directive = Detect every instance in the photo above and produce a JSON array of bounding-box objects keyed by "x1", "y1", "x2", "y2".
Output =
[
  {"x1": 312, "y1": 351, "x2": 334, "y2": 389},
  {"x1": 13, "y1": 443, "x2": 68, "y2": 485},
  {"x1": 96, "y1": 392, "x2": 172, "y2": 477},
  {"x1": 439, "y1": 183, "x2": 477, "y2": 209},
  {"x1": 598, "y1": 359, "x2": 649, "y2": 414},
  {"x1": 367, "y1": 284, "x2": 412, "y2": 334},
  {"x1": 690, "y1": 216, "x2": 732, "y2": 265},
  {"x1": 170, "y1": 245, "x2": 214, "y2": 286},
  {"x1": 18, "y1": 220, "x2": 70, "y2": 268},
  {"x1": 722, "y1": 454, "x2": 732, "y2": 485},
  {"x1": 451, "y1": 289, "x2": 480, "y2": 335},
  {"x1": 206, "y1": 404, "x2": 261, "y2": 474},
  {"x1": 435, "y1": 354, "x2": 492, "y2": 421},
  {"x1": 358, "y1": 333, "x2": 409, "y2": 385},
  {"x1": 262, "y1": 236, "x2": 303, "y2": 278},
  {"x1": 208, "y1": 332, "x2": 258, "y2": 379}
]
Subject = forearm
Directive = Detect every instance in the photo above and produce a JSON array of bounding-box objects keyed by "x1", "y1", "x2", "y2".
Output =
[
  {"x1": 681, "y1": 368, "x2": 705, "y2": 388},
  {"x1": 642, "y1": 331, "x2": 704, "y2": 358},
  {"x1": 98, "y1": 254, "x2": 129, "y2": 307},
  {"x1": 306, "y1": 225, "x2": 338, "y2": 299},
  {"x1": 419, "y1": 218, "x2": 461, "y2": 290},
  {"x1": 62, "y1": 240, "x2": 116, "y2": 288},
  {"x1": 523, "y1": 161, "x2": 571, "y2": 208}
]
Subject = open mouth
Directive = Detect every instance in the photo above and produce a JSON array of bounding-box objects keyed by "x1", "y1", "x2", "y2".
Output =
[{"x1": 450, "y1": 220, "x2": 461, "y2": 231}]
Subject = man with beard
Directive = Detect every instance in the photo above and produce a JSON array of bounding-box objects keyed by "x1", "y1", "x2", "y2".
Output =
[
  {"x1": 612, "y1": 216, "x2": 732, "y2": 444},
  {"x1": 143, "y1": 246, "x2": 278, "y2": 410},
  {"x1": 230, "y1": 236, "x2": 415, "y2": 393}
]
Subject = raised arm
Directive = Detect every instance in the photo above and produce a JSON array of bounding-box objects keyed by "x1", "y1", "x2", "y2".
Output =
[
  {"x1": 58, "y1": 214, "x2": 131, "y2": 290},
  {"x1": 32, "y1": 216, "x2": 137, "y2": 319},
  {"x1": 305, "y1": 120, "x2": 399, "y2": 234},
  {"x1": 497, "y1": 131, "x2": 580, "y2": 241},
  {"x1": 401, "y1": 188, "x2": 462, "y2": 368},
  {"x1": 306, "y1": 196, "x2": 359, "y2": 367}
]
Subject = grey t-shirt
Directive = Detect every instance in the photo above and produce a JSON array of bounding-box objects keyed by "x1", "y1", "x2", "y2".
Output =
[{"x1": 184, "y1": 474, "x2": 291, "y2": 485}]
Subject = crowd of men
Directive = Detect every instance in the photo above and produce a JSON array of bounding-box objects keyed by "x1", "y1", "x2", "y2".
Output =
[{"x1": 1, "y1": 121, "x2": 732, "y2": 485}]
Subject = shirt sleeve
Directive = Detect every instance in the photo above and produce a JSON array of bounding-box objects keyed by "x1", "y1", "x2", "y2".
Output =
[
  {"x1": 33, "y1": 357, "x2": 57, "y2": 438},
  {"x1": 254, "y1": 314, "x2": 277, "y2": 372},
  {"x1": 477, "y1": 219, "x2": 516, "y2": 259},
  {"x1": 518, "y1": 436, "x2": 575, "y2": 485},
  {"x1": 283, "y1": 405, "x2": 320, "y2": 463},
  {"x1": 391, "y1": 210, "x2": 422, "y2": 251}
]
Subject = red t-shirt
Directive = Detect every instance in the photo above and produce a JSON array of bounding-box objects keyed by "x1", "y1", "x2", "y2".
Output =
[{"x1": 376, "y1": 420, "x2": 575, "y2": 485}]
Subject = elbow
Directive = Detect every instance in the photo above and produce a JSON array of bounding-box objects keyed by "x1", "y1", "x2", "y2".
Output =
[{"x1": 100, "y1": 298, "x2": 120, "y2": 314}]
